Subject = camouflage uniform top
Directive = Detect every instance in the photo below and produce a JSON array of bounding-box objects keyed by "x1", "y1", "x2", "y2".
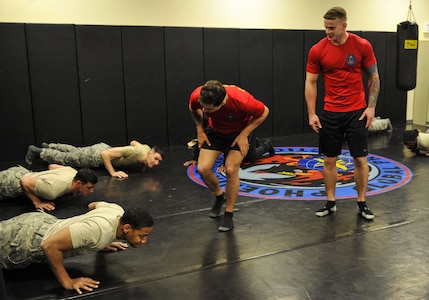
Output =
[
  {"x1": 0, "y1": 202, "x2": 123, "y2": 269},
  {"x1": 23, "y1": 166, "x2": 77, "y2": 200}
]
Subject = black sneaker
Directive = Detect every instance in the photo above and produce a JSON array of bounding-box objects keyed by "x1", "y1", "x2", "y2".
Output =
[
  {"x1": 218, "y1": 214, "x2": 234, "y2": 232},
  {"x1": 264, "y1": 139, "x2": 275, "y2": 156},
  {"x1": 208, "y1": 194, "x2": 225, "y2": 218},
  {"x1": 255, "y1": 137, "x2": 260, "y2": 147},
  {"x1": 25, "y1": 145, "x2": 36, "y2": 167},
  {"x1": 358, "y1": 206, "x2": 375, "y2": 220},
  {"x1": 315, "y1": 204, "x2": 337, "y2": 217}
]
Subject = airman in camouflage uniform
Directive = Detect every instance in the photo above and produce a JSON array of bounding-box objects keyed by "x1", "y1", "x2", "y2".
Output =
[
  {"x1": 0, "y1": 201, "x2": 154, "y2": 294},
  {"x1": 0, "y1": 165, "x2": 97, "y2": 211},
  {"x1": 26, "y1": 140, "x2": 164, "y2": 179}
]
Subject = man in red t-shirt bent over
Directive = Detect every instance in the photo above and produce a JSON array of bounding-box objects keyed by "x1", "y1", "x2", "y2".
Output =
[{"x1": 189, "y1": 80, "x2": 269, "y2": 232}]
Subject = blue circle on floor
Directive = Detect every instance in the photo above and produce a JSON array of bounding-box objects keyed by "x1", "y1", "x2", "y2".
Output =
[{"x1": 186, "y1": 146, "x2": 412, "y2": 200}]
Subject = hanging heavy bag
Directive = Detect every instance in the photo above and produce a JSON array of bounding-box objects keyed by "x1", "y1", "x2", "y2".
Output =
[{"x1": 396, "y1": 21, "x2": 418, "y2": 91}]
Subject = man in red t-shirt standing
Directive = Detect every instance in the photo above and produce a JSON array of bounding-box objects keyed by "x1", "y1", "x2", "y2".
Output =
[
  {"x1": 189, "y1": 80, "x2": 269, "y2": 231},
  {"x1": 305, "y1": 7, "x2": 380, "y2": 219}
]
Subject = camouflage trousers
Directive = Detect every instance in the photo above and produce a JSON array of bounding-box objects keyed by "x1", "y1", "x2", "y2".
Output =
[
  {"x1": 0, "y1": 211, "x2": 57, "y2": 269},
  {"x1": 40, "y1": 142, "x2": 111, "y2": 168},
  {"x1": 0, "y1": 165, "x2": 30, "y2": 200}
]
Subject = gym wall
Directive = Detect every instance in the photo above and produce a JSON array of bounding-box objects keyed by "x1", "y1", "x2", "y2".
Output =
[{"x1": 0, "y1": 23, "x2": 406, "y2": 160}]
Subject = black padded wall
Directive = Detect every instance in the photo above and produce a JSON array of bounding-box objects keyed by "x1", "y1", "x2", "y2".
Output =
[
  {"x1": 164, "y1": 27, "x2": 204, "y2": 146},
  {"x1": 26, "y1": 24, "x2": 83, "y2": 146},
  {"x1": 0, "y1": 23, "x2": 408, "y2": 160},
  {"x1": 122, "y1": 26, "x2": 168, "y2": 147},
  {"x1": 273, "y1": 30, "x2": 305, "y2": 136},
  {"x1": 239, "y1": 29, "x2": 273, "y2": 137},
  {"x1": 0, "y1": 23, "x2": 34, "y2": 160},
  {"x1": 76, "y1": 25, "x2": 127, "y2": 146},
  {"x1": 203, "y1": 28, "x2": 240, "y2": 84}
]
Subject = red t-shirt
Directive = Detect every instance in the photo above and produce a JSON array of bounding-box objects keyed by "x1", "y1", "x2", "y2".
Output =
[
  {"x1": 306, "y1": 33, "x2": 377, "y2": 112},
  {"x1": 189, "y1": 85, "x2": 265, "y2": 134}
]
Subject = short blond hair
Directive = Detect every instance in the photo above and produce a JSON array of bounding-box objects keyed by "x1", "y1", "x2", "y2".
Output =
[{"x1": 324, "y1": 7, "x2": 347, "y2": 21}]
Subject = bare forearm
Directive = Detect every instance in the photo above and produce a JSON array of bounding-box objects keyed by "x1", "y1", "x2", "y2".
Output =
[
  {"x1": 367, "y1": 74, "x2": 380, "y2": 108},
  {"x1": 305, "y1": 98, "x2": 317, "y2": 116},
  {"x1": 23, "y1": 192, "x2": 42, "y2": 208},
  {"x1": 190, "y1": 110, "x2": 206, "y2": 138},
  {"x1": 365, "y1": 64, "x2": 380, "y2": 108},
  {"x1": 190, "y1": 110, "x2": 202, "y2": 127},
  {"x1": 100, "y1": 151, "x2": 116, "y2": 176},
  {"x1": 42, "y1": 246, "x2": 71, "y2": 289},
  {"x1": 305, "y1": 78, "x2": 318, "y2": 115},
  {"x1": 20, "y1": 178, "x2": 42, "y2": 207}
]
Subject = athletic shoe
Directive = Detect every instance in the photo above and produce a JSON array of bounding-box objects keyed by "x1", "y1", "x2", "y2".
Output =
[
  {"x1": 25, "y1": 145, "x2": 36, "y2": 167},
  {"x1": 208, "y1": 194, "x2": 225, "y2": 218},
  {"x1": 315, "y1": 204, "x2": 337, "y2": 217},
  {"x1": 264, "y1": 139, "x2": 275, "y2": 156},
  {"x1": 25, "y1": 145, "x2": 42, "y2": 167},
  {"x1": 218, "y1": 214, "x2": 234, "y2": 232},
  {"x1": 359, "y1": 206, "x2": 375, "y2": 220},
  {"x1": 255, "y1": 137, "x2": 260, "y2": 147},
  {"x1": 386, "y1": 118, "x2": 393, "y2": 133}
]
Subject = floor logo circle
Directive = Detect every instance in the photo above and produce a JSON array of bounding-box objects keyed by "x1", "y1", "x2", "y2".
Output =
[{"x1": 186, "y1": 146, "x2": 412, "y2": 200}]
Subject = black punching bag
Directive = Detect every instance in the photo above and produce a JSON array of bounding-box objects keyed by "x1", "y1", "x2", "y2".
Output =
[{"x1": 396, "y1": 21, "x2": 418, "y2": 91}]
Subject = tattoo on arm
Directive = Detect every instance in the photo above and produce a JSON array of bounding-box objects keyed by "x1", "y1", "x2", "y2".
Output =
[{"x1": 365, "y1": 64, "x2": 380, "y2": 108}]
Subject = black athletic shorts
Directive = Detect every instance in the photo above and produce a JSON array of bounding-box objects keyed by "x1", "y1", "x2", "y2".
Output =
[
  {"x1": 319, "y1": 108, "x2": 368, "y2": 158},
  {"x1": 202, "y1": 127, "x2": 252, "y2": 153}
]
